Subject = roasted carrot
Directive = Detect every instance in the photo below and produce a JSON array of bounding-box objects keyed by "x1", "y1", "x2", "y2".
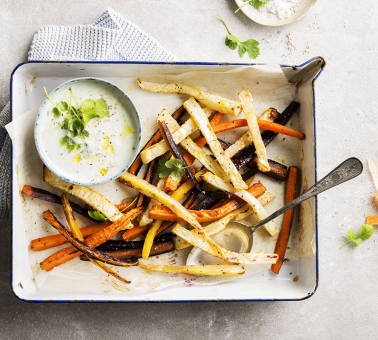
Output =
[
  {"x1": 164, "y1": 167, "x2": 196, "y2": 192},
  {"x1": 128, "y1": 106, "x2": 186, "y2": 176},
  {"x1": 149, "y1": 182, "x2": 266, "y2": 223},
  {"x1": 40, "y1": 207, "x2": 142, "y2": 271},
  {"x1": 271, "y1": 166, "x2": 298, "y2": 274},
  {"x1": 122, "y1": 225, "x2": 151, "y2": 241},
  {"x1": 211, "y1": 119, "x2": 305, "y2": 140},
  {"x1": 30, "y1": 222, "x2": 110, "y2": 251},
  {"x1": 61, "y1": 195, "x2": 132, "y2": 284},
  {"x1": 43, "y1": 211, "x2": 138, "y2": 268},
  {"x1": 115, "y1": 201, "x2": 137, "y2": 213},
  {"x1": 258, "y1": 120, "x2": 305, "y2": 140},
  {"x1": 366, "y1": 216, "x2": 378, "y2": 225},
  {"x1": 155, "y1": 189, "x2": 198, "y2": 236},
  {"x1": 210, "y1": 112, "x2": 225, "y2": 125}
]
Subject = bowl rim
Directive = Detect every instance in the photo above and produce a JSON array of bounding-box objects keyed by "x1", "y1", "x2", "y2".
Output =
[
  {"x1": 34, "y1": 77, "x2": 141, "y2": 186},
  {"x1": 234, "y1": 0, "x2": 318, "y2": 27}
]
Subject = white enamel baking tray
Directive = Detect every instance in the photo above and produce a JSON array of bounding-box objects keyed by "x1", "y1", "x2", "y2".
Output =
[{"x1": 10, "y1": 57, "x2": 325, "y2": 302}]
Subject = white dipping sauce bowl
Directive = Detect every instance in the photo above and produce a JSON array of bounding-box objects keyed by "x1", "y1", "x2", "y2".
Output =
[
  {"x1": 35, "y1": 78, "x2": 141, "y2": 186},
  {"x1": 234, "y1": 0, "x2": 317, "y2": 26}
]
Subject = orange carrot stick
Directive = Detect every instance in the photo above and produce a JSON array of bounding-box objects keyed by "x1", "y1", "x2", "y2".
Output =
[
  {"x1": 40, "y1": 207, "x2": 142, "y2": 272},
  {"x1": 210, "y1": 119, "x2": 305, "y2": 140},
  {"x1": 122, "y1": 225, "x2": 151, "y2": 241},
  {"x1": 149, "y1": 182, "x2": 266, "y2": 223},
  {"x1": 366, "y1": 216, "x2": 378, "y2": 225},
  {"x1": 164, "y1": 168, "x2": 195, "y2": 192},
  {"x1": 30, "y1": 222, "x2": 111, "y2": 251},
  {"x1": 271, "y1": 166, "x2": 298, "y2": 274},
  {"x1": 258, "y1": 120, "x2": 305, "y2": 140},
  {"x1": 114, "y1": 201, "x2": 136, "y2": 213}
]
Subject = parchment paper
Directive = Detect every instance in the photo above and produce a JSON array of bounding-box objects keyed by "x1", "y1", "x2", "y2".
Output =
[{"x1": 7, "y1": 64, "x2": 315, "y2": 294}]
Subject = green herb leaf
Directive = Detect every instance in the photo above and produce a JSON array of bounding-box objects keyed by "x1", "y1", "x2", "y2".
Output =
[
  {"x1": 244, "y1": 0, "x2": 271, "y2": 9},
  {"x1": 351, "y1": 237, "x2": 362, "y2": 247},
  {"x1": 77, "y1": 130, "x2": 90, "y2": 139},
  {"x1": 81, "y1": 98, "x2": 109, "y2": 125},
  {"x1": 45, "y1": 89, "x2": 109, "y2": 153},
  {"x1": 238, "y1": 39, "x2": 260, "y2": 59},
  {"x1": 157, "y1": 157, "x2": 188, "y2": 181},
  {"x1": 52, "y1": 107, "x2": 61, "y2": 118},
  {"x1": 88, "y1": 210, "x2": 108, "y2": 221},
  {"x1": 225, "y1": 35, "x2": 239, "y2": 50},
  {"x1": 165, "y1": 158, "x2": 184, "y2": 169},
  {"x1": 217, "y1": 14, "x2": 260, "y2": 59},
  {"x1": 51, "y1": 101, "x2": 69, "y2": 118},
  {"x1": 60, "y1": 136, "x2": 80, "y2": 153},
  {"x1": 171, "y1": 168, "x2": 186, "y2": 181},
  {"x1": 341, "y1": 224, "x2": 374, "y2": 248},
  {"x1": 157, "y1": 157, "x2": 172, "y2": 179},
  {"x1": 71, "y1": 119, "x2": 85, "y2": 137},
  {"x1": 358, "y1": 224, "x2": 374, "y2": 240}
]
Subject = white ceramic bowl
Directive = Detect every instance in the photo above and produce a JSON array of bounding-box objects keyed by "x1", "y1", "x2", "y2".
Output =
[
  {"x1": 35, "y1": 78, "x2": 141, "y2": 186},
  {"x1": 234, "y1": 0, "x2": 317, "y2": 26}
]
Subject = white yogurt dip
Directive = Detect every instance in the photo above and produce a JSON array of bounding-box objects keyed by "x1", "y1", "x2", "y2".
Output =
[{"x1": 35, "y1": 78, "x2": 141, "y2": 186}]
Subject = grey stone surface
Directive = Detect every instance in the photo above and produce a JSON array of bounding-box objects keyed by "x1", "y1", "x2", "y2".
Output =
[{"x1": 1, "y1": 0, "x2": 378, "y2": 339}]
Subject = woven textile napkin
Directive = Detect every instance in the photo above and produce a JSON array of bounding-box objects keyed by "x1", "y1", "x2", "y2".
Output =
[{"x1": 0, "y1": 8, "x2": 175, "y2": 220}]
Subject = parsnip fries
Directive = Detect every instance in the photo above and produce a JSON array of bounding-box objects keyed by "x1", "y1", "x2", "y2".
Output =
[
  {"x1": 24, "y1": 79, "x2": 306, "y2": 287},
  {"x1": 137, "y1": 79, "x2": 242, "y2": 116},
  {"x1": 239, "y1": 89, "x2": 270, "y2": 172},
  {"x1": 183, "y1": 97, "x2": 247, "y2": 191},
  {"x1": 138, "y1": 262, "x2": 245, "y2": 276},
  {"x1": 44, "y1": 167, "x2": 124, "y2": 223},
  {"x1": 202, "y1": 172, "x2": 279, "y2": 236}
]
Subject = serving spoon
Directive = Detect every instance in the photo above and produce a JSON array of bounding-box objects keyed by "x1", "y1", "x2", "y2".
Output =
[
  {"x1": 238, "y1": 157, "x2": 363, "y2": 234},
  {"x1": 187, "y1": 158, "x2": 363, "y2": 266}
]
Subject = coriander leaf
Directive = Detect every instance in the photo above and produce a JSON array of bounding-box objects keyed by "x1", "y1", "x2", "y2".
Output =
[
  {"x1": 225, "y1": 35, "x2": 239, "y2": 50},
  {"x1": 157, "y1": 157, "x2": 172, "y2": 178},
  {"x1": 358, "y1": 224, "x2": 374, "y2": 240},
  {"x1": 94, "y1": 98, "x2": 108, "y2": 118},
  {"x1": 81, "y1": 98, "x2": 109, "y2": 125},
  {"x1": 88, "y1": 210, "x2": 107, "y2": 221},
  {"x1": 217, "y1": 14, "x2": 260, "y2": 59},
  {"x1": 347, "y1": 227, "x2": 355, "y2": 240},
  {"x1": 81, "y1": 112, "x2": 100, "y2": 126},
  {"x1": 77, "y1": 130, "x2": 90, "y2": 139},
  {"x1": 52, "y1": 101, "x2": 69, "y2": 118},
  {"x1": 247, "y1": 0, "x2": 271, "y2": 9},
  {"x1": 60, "y1": 136, "x2": 79, "y2": 153},
  {"x1": 351, "y1": 237, "x2": 362, "y2": 247},
  {"x1": 238, "y1": 39, "x2": 260, "y2": 59},
  {"x1": 341, "y1": 225, "x2": 375, "y2": 248},
  {"x1": 158, "y1": 157, "x2": 169, "y2": 167},
  {"x1": 165, "y1": 158, "x2": 183, "y2": 169},
  {"x1": 171, "y1": 168, "x2": 186, "y2": 181},
  {"x1": 56, "y1": 101, "x2": 69, "y2": 112},
  {"x1": 157, "y1": 157, "x2": 188, "y2": 181},
  {"x1": 158, "y1": 167, "x2": 172, "y2": 179},
  {"x1": 52, "y1": 107, "x2": 61, "y2": 118},
  {"x1": 81, "y1": 99, "x2": 95, "y2": 113}
]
